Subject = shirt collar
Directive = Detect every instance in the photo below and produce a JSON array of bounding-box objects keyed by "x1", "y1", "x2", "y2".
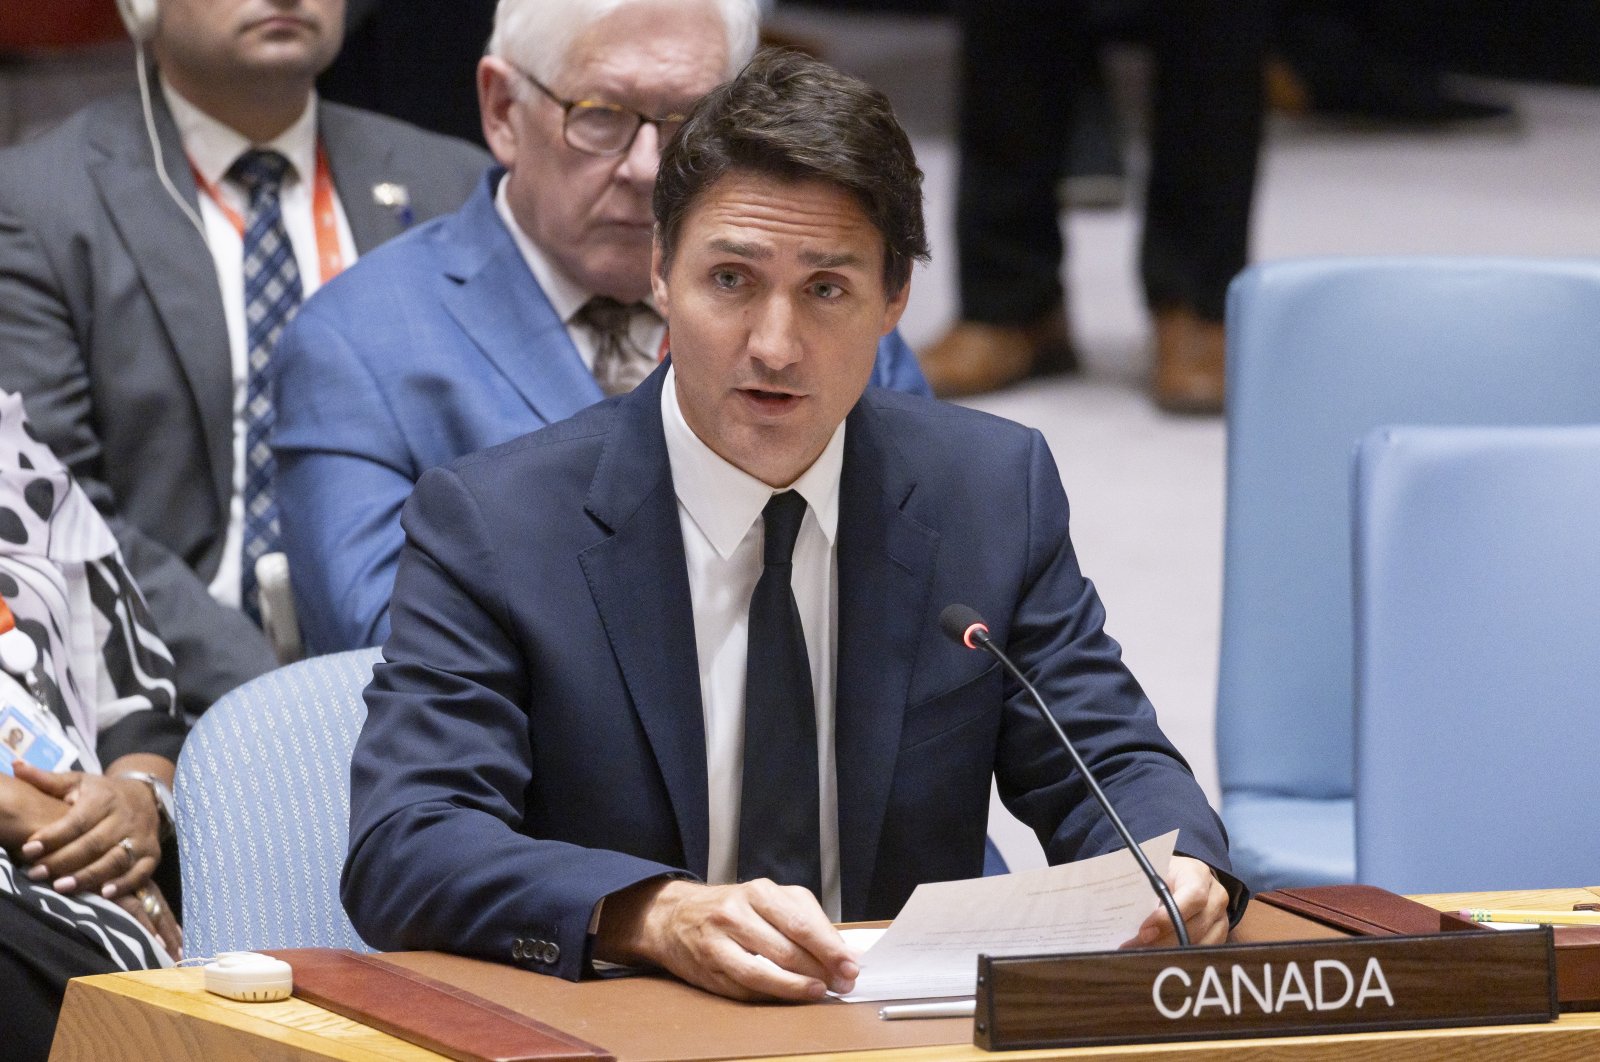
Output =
[
  {"x1": 493, "y1": 173, "x2": 658, "y2": 325},
  {"x1": 661, "y1": 364, "x2": 844, "y2": 561},
  {"x1": 161, "y1": 76, "x2": 319, "y2": 189}
]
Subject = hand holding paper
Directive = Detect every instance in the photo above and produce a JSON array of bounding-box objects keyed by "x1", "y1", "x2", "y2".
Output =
[
  {"x1": 1128, "y1": 855, "x2": 1230, "y2": 948},
  {"x1": 840, "y1": 830, "x2": 1180, "y2": 1002}
]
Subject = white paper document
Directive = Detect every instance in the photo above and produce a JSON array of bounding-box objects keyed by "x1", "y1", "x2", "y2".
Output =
[{"x1": 838, "y1": 830, "x2": 1178, "y2": 1002}]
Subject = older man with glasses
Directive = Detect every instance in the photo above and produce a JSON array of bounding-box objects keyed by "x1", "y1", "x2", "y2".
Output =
[{"x1": 269, "y1": 0, "x2": 929, "y2": 656}]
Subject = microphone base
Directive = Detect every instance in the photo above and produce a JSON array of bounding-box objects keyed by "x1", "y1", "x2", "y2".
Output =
[{"x1": 973, "y1": 927, "x2": 1556, "y2": 1051}]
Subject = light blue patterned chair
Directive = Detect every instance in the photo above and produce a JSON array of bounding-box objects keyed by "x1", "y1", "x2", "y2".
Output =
[
  {"x1": 1352, "y1": 425, "x2": 1600, "y2": 893},
  {"x1": 176, "y1": 647, "x2": 381, "y2": 957},
  {"x1": 1217, "y1": 256, "x2": 1600, "y2": 893}
]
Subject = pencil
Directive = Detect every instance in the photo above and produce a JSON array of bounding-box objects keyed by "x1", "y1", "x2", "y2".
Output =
[{"x1": 1458, "y1": 909, "x2": 1600, "y2": 926}]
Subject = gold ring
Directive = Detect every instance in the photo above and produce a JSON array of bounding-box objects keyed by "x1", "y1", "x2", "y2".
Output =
[
  {"x1": 140, "y1": 888, "x2": 160, "y2": 918},
  {"x1": 118, "y1": 837, "x2": 136, "y2": 867}
]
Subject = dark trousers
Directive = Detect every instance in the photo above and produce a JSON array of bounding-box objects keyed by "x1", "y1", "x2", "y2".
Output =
[
  {"x1": 0, "y1": 892, "x2": 121, "y2": 1062},
  {"x1": 953, "y1": 0, "x2": 1268, "y2": 324}
]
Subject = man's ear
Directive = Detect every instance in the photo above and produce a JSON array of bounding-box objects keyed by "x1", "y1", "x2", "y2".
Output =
[
  {"x1": 650, "y1": 236, "x2": 672, "y2": 320},
  {"x1": 477, "y1": 56, "x2": 521, "y2": 169},
  {"x1": 881, "y1": 274, "x2": 912, "y2": 337}
]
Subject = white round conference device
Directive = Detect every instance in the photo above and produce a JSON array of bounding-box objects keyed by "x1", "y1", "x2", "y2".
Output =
[{"x1": 203, "y1": 951, "x2": 293, "y2": 1003}]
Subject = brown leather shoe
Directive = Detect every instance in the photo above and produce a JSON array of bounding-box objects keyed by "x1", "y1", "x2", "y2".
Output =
[
  {"x1": 1152, "y1": 307, "x2": 1226, "y2": 415},
  {"x1": 920, "y1": 308, "x2": 1077, "y2": 398}
]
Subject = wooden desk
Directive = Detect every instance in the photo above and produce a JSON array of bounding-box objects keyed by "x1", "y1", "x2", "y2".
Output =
[{"x1": 51, "y1": 887, "x2": 1600, "y2": 1062}]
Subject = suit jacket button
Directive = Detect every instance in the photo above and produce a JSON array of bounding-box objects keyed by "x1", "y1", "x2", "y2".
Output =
[
  {"x1": 543, "y1": 942, "x2": 561, "y2": 964},
  {"x1": 512, "y1": 939, "x2": 525, "y2": 961}
]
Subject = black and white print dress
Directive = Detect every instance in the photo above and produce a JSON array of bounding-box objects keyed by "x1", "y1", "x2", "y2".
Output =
[{"x1": 0, "y1": 390, "x2": 180, "y2": 971}]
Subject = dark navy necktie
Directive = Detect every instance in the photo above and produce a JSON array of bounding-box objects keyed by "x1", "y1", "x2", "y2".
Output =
[
  {"x1": 229, "y1": 148, "x2": 302, "y2": 624},
  {"x1": 738, "y1": 490, "x2": 822, "y2": 900}
]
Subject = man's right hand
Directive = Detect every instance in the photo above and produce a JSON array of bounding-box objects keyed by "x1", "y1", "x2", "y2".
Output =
[{"x1": 594, "y1": 878, "x2": 858, "y2": 1001}]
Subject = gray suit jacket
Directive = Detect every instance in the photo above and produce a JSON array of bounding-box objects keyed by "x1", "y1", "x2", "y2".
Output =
[{"x1": 0, "y1": 89, "x2": 489, "y2": 715}]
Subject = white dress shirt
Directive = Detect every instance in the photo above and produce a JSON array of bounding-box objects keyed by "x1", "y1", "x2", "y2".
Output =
[
  {"x1": 160, "y1": 80, "x2": 357, "y2": 608},
  {"x1": 660, "y1": 366, "x2": 844, "y2": 919},
  {"x1": 493, "y1": 175, "x2": 666, "y2": 372}
]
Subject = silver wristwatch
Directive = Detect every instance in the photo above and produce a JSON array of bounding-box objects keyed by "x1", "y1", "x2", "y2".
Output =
[{"x1": 118, "y1": 770, "x2": 176, "y2": 838}]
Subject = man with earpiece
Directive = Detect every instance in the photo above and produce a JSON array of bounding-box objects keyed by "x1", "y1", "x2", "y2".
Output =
[{"x1": 0, "y1": 0, "x2": 488, "y2": 717}]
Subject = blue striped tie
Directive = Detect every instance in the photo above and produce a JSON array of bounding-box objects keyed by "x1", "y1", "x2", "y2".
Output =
[{"x1": 229, "y1": 149, "x2": 302, "y2": 624}]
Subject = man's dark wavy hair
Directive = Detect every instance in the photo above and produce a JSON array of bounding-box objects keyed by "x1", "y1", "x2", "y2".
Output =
[{"x1": 653, "y1": 48, "x2": 929, "y2": 296}]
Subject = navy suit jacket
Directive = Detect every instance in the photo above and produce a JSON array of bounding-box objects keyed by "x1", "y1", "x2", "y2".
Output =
[
  {"x1": 272, "y1": 171, "x2": 930, "y2": 654},
  {"x1": 343, "y1": 367, "x2": 1232, "y2": 981}
]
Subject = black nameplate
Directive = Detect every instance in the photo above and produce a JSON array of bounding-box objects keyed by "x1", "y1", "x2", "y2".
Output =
[{"x1": 974, "y1": 926, "x2": 1557, "y2": 1051}]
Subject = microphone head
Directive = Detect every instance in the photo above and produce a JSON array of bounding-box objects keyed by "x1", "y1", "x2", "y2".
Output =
[{"x1": 939, "y1": 603, "x2": 989, "y2": 650}]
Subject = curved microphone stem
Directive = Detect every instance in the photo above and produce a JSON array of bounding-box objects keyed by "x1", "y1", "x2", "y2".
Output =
[{"x1": 967, "y1": 627, "x2": 1191, "y2": 947}]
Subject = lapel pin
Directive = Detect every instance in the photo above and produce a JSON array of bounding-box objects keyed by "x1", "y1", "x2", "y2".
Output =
[{"x1": 372, "y1": 182, "x2": 413, "y2": 229}]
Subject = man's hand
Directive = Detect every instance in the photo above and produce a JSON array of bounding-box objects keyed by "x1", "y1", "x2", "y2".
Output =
[
  {"x1": 1122, "y1": 855, "x2": 1231, "y2": 948},
  {"x1": 12, "y1": 763, "x2": 162, "y2": 898},
  {"x1": 594, "y1": 878, "x2": 859, "y2": 1001}
]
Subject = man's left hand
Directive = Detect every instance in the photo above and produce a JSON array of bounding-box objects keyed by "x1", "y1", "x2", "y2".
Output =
[{"x1": 1121, "y1": 855, "x2": 1230, "y2": 948}]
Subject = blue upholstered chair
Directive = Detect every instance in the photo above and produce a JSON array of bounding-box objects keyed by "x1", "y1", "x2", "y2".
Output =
[
  {"x1": 1351, "y1": 425, "x2": 1600, "y2": 893},
  {"x1": 176, "y1": 648, "x2": 381, "y2": 957},
  {"x1": 1216, "y1": 256, "x2": 1600, "y2": 892}
]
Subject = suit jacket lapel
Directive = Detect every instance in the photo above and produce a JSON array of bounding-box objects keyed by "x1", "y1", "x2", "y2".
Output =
[
  {"x1": 834, "y1": 397, "x2": 938, "y2": 919},
  {"x1": 578, "y1": 368, "x2": 710, "y2": 875},
  {"x1": 88, "y1": 93, "x2": 233, "y2": 520},
  {"x1": 440, "y1": 182, "x2": 604, "y2": 426},
  {"x1": 318, "y1": 102, "x2": 405, "y2": 253}
]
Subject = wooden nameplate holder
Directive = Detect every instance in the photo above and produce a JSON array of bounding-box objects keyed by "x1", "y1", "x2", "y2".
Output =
[
  {"x1": 263, "y1": 948, "x2": 614, "y2": 1062},
  {"x1": 1261, "y1": 883, "x2": 1600, "y2": 1011},
  {"x1": 973, "y1": 920, "x2": 1557, "y2": 1051}
]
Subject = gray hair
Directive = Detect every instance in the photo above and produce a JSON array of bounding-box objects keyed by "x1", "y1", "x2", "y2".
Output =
[{"x1": 488, "y1": 0, "x2": 759, "y2": 86}]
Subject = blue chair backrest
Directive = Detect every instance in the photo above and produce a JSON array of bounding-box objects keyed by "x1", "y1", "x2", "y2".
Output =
[
  {"x1": 1218, "y1": 256, "x2": 1600, "y2": 886},
  {"x1": 1352, "y1": 425, "x2": 1600, "y2": 892},
  {"x1": 176, "y1": 647, "x2": 381, "y2": 957}
]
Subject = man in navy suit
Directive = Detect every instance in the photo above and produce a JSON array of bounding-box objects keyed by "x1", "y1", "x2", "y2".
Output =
[
  {"x1": 343, "y1": 49, "x2": 1238, "y2": 1002},
  {"x1": 271, "y1": 0, "x2": 927, "y2": 654}
]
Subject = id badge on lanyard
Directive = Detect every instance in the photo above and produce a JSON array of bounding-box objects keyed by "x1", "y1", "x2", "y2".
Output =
[{"x1": 0, "y1": 595, "x2": 77, "y2": 775}]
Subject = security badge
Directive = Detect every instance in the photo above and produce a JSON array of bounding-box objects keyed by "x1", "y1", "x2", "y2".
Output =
[{"x1": 0, "y1": 626, "x2": 75, "y2": 776}]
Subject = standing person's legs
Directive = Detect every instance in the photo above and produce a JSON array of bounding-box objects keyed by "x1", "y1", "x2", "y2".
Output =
[
  {"x1": 1142, "y1": 0, "x2": 1268, "y2": 412},
  {"x1": 922, "y1": 0, "x2": 1081, "y2": 397}
]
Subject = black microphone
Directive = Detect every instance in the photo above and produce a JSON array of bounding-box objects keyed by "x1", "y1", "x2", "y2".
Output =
[{"x1": 939, "y1": 603, "x2": 1191, "y2": 947}]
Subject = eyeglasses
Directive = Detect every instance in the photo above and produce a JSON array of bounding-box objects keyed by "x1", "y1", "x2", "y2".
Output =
[{"x1": 514, "y1": 66, "x2": 690, "y2": 157}]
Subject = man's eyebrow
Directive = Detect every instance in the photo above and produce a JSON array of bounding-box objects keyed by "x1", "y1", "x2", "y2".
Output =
[
  {"x1": 708, "y1": 238, "x2": 771, "y2": 260},
  {"x1": 703, "y1": 241, "x2": 866, "y2": 271},
  {"x1": 799, "y1": 250, "x2": 865, "y2": 270}
]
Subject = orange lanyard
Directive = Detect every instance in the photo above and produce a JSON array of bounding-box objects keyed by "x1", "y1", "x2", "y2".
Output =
[{"x1": 190, "y1": 144, "x2": 345, "y2": 285}]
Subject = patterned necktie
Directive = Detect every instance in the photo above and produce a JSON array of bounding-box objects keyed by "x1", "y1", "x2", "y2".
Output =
[
  {"x1": 229, "y1": 149, "x2": 302, "y2": 624},
  {"x1": 578, "y1": 296, "x2": 655, "y2": 396},
  {"x1": 738, "y1": 490, "x2": 823, "y2": 900}
]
